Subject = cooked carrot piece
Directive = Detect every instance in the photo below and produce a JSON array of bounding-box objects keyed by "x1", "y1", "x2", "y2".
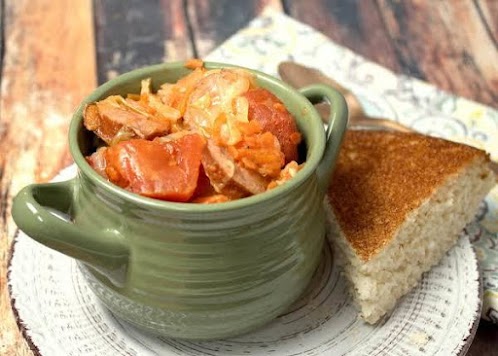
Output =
[
  {"x1": 104, "y1": 134, "x2": 206, "y2": 202},
  {"x1": 185, "y1": 58, "x2": 204, "y2": 70}
]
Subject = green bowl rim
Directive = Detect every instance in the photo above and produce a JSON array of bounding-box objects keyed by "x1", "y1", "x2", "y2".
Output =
[{"x1": 69, "y1": 61, "x2": 326, "y2": 212}]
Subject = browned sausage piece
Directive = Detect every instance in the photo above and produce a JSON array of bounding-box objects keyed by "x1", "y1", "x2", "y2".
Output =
[
  {"x1": 86, "y1": 146, "x2": 108, "y2": 178},
  {"x1": 244, "y1": 88, "x2": 301, "y2": 163}
]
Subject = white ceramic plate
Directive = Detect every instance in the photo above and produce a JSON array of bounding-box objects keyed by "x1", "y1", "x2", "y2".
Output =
[{"x1": 9, "y1": 166, "x2": 481, "y2": 356}]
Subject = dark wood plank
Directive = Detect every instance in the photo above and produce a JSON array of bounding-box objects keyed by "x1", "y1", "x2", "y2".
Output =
[
  {"x1": 186, "y1": 0, "x2": 282, "y2": 57},
  {"x1": 93, "y1": 0, "x2": 193, "y2": 84},
  {"x1": 160, "y1": 0, "x2": 194, "y2": 60},
  {"x1": 0, "y1": 0, "x2": 4, "y2": 84},
  {"x1": 476, "y1": 0, "x2": 498, "y2": 41},
  {"x1": 475, "y1": 0, "x2": 498, "y2": 88},
  {"x1": 283, "y1": 0, "x2": 403, "y2": 73},
  {"x1": 0, "y1": 1, "x2": 96, "y2": 354},
  {"x1": 377, "y1": 0, "x2": 498, "y2": 108},
  {"x1": 285, "y1": 0, "x2": 498, "y2": 108}
]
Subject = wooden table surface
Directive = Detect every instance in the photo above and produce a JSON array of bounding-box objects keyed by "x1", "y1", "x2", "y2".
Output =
[{"x1": 1, "y1": 0, "x2": 497, "y2": 355}]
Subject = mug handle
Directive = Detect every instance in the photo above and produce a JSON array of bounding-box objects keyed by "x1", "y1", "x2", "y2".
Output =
[
  {"x1": 300, "y1": 84, "x2": 348, "y2": 193},
  {"x1": 12, "y1": 179, "x2": 129, "y2": 271}
]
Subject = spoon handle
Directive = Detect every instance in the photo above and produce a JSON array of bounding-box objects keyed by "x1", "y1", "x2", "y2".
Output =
[
  {"x1": 279, "y1": 62, "x2": 412, "y2": 130},
  {"x1": 313, "y1": 102, "x2": 413, "y2": 132}
]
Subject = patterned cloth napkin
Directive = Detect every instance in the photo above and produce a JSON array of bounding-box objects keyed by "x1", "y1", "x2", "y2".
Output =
[{"x1": 206, "y1": 8, "x2": 498, "y2": 323}]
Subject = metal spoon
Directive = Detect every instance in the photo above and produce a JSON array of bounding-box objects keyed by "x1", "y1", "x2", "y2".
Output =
[
  {"x1": 278, "y1": 61, "x2": 498, "y2": 176},
  {"x1": 279, "y1": 61, "x2": 413, "y2": 132}
]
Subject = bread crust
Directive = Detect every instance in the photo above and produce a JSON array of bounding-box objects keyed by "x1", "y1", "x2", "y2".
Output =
[{"x1": 328, "y1": 130, "x2": 491, "y2": 261}]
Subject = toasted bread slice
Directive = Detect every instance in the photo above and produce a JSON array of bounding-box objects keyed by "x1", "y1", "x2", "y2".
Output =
[{"x1": 327, "y1": 130, "x2": 495, "y2": 323}]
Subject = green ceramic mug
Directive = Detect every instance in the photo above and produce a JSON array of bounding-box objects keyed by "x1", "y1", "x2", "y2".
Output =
[{"x1": 12, "y1": 61, "x2": 347, "y2": 340}]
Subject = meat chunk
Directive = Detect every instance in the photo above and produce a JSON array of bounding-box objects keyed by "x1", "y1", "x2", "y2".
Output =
[
  {"x1": 202, "y1": 140, "x2": 268, "y2": 199},
  {"x1": 103, "y1": 134, "x2": 206, "y2": 202},
  {"x1": 244, "y1": 88, "x2": 301, "y2": 163},
  {"x1": 83, "y1": 96, "x2": 172, "y2": 145}
]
